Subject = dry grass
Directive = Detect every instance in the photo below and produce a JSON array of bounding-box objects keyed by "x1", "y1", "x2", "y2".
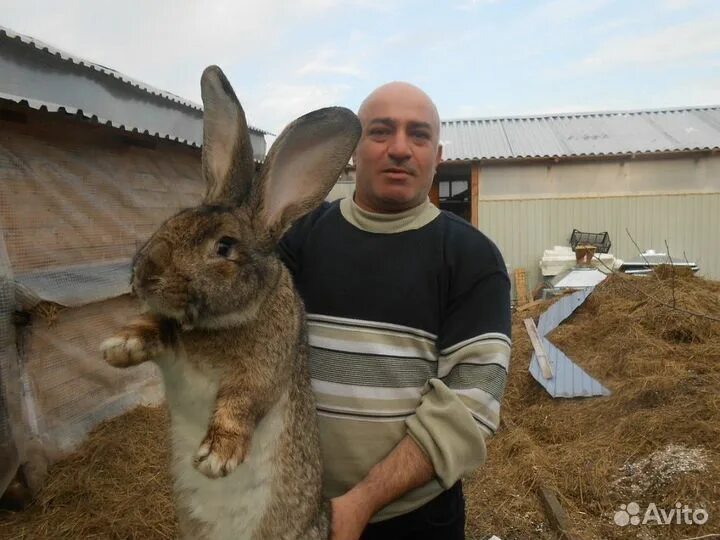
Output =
[
  {"x1": 0, "y1": 406, "x2": 176, "y2": 539},
  {"x1": 2, "y1": 269, "x2": 719, "y2": 539},
  {"x1": 464, "y1": 270, "x2": 720, "y2": 540}
]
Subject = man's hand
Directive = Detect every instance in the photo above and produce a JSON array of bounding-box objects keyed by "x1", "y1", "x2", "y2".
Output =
[
  {"x1": 330, "y1": 436, "x2": 435, "y2": 540},
  {"x1": 330, "y1": 491, "x2": 373, "y2": 540}
]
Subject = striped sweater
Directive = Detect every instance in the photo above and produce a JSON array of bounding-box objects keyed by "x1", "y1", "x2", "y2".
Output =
[{"x1": 279, "y1": 196, "x2": 512, "y2": 522}]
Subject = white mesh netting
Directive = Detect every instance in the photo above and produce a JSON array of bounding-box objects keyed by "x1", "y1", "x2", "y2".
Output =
[{"x1": 0, "y1": 109, "x2": 206, "y2": 494}]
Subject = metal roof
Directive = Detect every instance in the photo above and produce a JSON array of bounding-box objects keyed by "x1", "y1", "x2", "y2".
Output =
[
  {"x1": 0, "y1": 26, "x2": 267, "y2": 157},
  {"x1": 529, "y1": 288, "x2": 611, "y2": 398},
  {"x1": 440, "y1": 106, "x2": 720, "y2": 162}
]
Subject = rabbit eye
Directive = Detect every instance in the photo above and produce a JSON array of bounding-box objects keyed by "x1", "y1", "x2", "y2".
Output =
[{"x1": 216, "y1": 236, "x2": 239, "y2": 258}]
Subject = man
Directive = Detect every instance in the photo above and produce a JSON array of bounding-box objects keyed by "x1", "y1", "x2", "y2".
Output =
[{"x1": 279, "y1": 82, "x2": 512, "y2": 540}]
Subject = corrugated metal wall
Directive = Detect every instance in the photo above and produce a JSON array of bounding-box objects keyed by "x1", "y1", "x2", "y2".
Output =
[{"x1": 478, "y1": 193, "x2": 720, "y2": 293}]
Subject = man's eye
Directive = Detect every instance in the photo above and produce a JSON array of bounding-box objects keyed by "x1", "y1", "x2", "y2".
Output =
[
  {"x1": 369, "y1": 128, "x2": 390, "y2": 136},
  {"x1": 413, "y1": 131, "x2": 431, "y2": 140},
  {"x1": 216, "y1": 236, "x2": 238, "y2": 258}
]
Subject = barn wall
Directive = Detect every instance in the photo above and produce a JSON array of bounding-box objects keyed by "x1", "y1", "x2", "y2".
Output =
[
  {"x1": 475, "y1": 156, "x2": 720, "y2": 296},
  {"x1": 0, "y1": 108, "x2": 203, "y2": 276},
  {"x1": 479, "y1": 155, "x2": 720, "y2": 200},
  {"x1": 478, "y1": 193, "x2": 720, "y2": 295}
]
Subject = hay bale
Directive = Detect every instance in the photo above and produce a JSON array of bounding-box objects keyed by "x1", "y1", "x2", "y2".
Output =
[
  {"x1": 0, "y1": 406, "x2": 177, "y2": 539},
  {"x1": 465, "y1": 270, "x2": 720, "y2": 539}
]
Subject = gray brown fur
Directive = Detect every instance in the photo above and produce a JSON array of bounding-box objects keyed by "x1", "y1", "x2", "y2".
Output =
[{"x1": 101, "y1": 65, "x2": 360, "y2": 539}]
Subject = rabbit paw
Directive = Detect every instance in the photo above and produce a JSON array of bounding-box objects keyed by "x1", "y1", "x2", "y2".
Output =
[
  {"x1": 101, "y1": 321, "x2": 165, "y2": 368},
  {"x1": 193, "y1": 431, "x2": 251, "y2": 479}
]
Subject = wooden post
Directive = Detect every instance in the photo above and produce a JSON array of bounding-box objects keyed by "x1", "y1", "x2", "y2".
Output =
[
  {"x1": 538, "y1": 487, "x2": 582, "y2": 540},
  {"x1": 471, "y1": 164, "x2": 480, "y2": 227},
  {"x1": 429, "y1": 177, "x2": 440, "y2": 208},
  {"x1": 514, "y1": 268, "x2": 529, "y2": 306}
]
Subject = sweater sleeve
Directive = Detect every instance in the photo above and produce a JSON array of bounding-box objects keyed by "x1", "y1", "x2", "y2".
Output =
[{"x1": 405, "y1": 231, "x2": 512, "y2": 488}]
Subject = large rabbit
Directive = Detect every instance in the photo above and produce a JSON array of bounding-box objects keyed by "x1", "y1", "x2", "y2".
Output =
[{"x1": 101, "y1": 66, "x2": 361, "y2": 540}]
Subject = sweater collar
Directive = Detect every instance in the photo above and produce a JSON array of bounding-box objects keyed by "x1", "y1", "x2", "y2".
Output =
[{"x1": 339, "y1": 193, "x2": 440, "y2": 234}]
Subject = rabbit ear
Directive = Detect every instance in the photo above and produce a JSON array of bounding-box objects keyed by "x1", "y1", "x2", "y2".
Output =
[
  {"x1": 252, "y1": 107, "x2": 361, "y2": 244},
  {"x1": 200, "y1": 65, "x2": 255, "y2": 205}
]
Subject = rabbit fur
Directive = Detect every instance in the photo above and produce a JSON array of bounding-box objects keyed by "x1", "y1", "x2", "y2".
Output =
[{"x1": 101, "y1": 65, "x2": 361, "y2": 540}]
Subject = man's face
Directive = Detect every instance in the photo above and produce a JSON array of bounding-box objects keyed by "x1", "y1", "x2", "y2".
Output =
[{"x1": 354, "y1": 84, "x2": 442, "y2": 213}]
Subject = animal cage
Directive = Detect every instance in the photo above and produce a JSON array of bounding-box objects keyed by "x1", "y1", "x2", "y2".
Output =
[{"x1": 0, "y1": 113, "x2": 204, "y2": 499}]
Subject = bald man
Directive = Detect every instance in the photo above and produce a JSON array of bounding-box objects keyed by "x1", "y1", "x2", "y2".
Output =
[{"x1": 280, "y1": 82, "x2": 511, "y2": 540}]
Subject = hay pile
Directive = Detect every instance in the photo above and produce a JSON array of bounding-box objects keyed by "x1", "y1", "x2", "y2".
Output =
[
  {"x1": 1, "y1": 269, "x2": 718, "y2": 539},
  {"x1": 465, "y1": 269, "x2": 720, "y2": 539},
  {"x1": 0, "y1": 406, "x2": 176, "y2": 539}
]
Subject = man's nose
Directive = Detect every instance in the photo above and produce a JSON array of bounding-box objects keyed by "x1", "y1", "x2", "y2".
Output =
[{"x1": 388, "y1": 133, "x2": 412, "y2": 161}]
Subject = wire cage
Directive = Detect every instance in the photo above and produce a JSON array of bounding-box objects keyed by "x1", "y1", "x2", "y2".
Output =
[{"x1": 569, "y1": 229, "x2": 612, "y2": 254}]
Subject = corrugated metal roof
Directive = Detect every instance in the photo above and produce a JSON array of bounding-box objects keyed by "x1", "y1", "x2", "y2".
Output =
[
  {"x1": 0, "y1": 26, "x2": 268, "y2": 156},
  {"x1": 529, "y1": 288, "x2": 611, "y2": 398},
  {"x1": 441, "y1": 106, "x2": 720, "y2": 162},
  {"x1": 0, "y1": 26, "x2": 203, "y2": 111},
  {"x1": 529, "y1": 336, "x2": 611, "y2": 398}
]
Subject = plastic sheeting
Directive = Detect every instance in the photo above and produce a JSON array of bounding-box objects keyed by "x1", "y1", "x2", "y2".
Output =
[
  {"x1": 18, "y1": 295, "x2": 164, "y2": 458},
  {"x1": 15, "y1": 260, "x2": 131, "y2": 309},
  {"x1": 1, "y1": 234, "x2": 20, "y2": 495},
  {"x1": 0, "y1": 108, "x2": 204, "y2": 489}
]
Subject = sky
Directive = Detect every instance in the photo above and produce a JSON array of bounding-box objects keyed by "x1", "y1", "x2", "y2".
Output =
[{"x1": 3, "y1": 0, "x2": 720, "y2": 135}]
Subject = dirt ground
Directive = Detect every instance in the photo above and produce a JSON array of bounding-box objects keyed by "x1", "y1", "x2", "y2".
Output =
[{"x1": 1, "y1": 270, "x2": 718, "y2": 539}]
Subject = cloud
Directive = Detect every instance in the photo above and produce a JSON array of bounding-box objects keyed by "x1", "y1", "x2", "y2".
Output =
[
  {"x1": 644, "y1": 76, "x2": 720, "y2": 107},
  {"x1": 252, "y1": 82, "x2": 351, "y2": 133},
  {"x1": 297, "y1": 49, "x2": 364, "y2": 78},
  {"x1": 578, "y1": 18, "x2": 720, "y2": 71},
  {"x1": 661, "y1": 0, "x2": 707, "y2": 10},
  {"x1": 448, "y1": 102, "x2": 612, "y2": 120},
  {"x1": 529, "y1": 0, "x2": 611, "y2": 24},
  {"x1": 455, "y1": 0, "x2": 503, "y2": 11},
  {"x1": 1, "y1": 0, "x2": 354, "y2": 104}
]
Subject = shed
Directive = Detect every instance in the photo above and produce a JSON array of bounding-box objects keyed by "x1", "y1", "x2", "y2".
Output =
[
  {"x1": 434, "y1": 107, "x2": 720, "y2": 296},
  {"x1": 0, "y1": 26, "x2": 267, "y2": 495}
]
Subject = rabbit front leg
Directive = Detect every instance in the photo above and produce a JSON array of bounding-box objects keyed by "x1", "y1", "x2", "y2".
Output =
[
  {"x1": 101, "y1": 313, "x2": 176, "y2": 368},
  {"x1": 193, "y1": 378, "x2": 275, "y2": 479}
]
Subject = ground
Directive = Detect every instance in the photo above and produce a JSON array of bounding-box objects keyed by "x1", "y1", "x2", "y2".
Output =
[{"x1": 1, "y1": 271, "x2": 718, "y2": 539}]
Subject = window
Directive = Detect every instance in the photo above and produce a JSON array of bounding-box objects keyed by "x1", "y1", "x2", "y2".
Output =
[{"x1": 436, "y1": 169, "x2": 471, "y2": 222}]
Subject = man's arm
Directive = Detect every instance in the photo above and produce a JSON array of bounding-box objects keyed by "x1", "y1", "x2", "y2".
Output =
[
  {"x1": 331, "y1": 261, "x2": 511, "y2": 540},
  {"x1": 330, "y1": 435, "x2": 434, "y2": 540}
]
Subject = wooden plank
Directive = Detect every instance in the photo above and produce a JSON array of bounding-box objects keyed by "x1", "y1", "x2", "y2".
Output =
[
  {"x1": 471, "y1": 164, "x2": 480, "y2": 227},
  {"x1": 538, "y1": 487, "x2": 582, "y2": 540},
  {"x1": 514, "y1": 268, "x2": 529, "y2": 306},
  {"x1": 517, "y1": 298, "x2": 545, "y2": 312},
  {"x1": 523, "y1": 318, "x2": 553, "y2": 379}
]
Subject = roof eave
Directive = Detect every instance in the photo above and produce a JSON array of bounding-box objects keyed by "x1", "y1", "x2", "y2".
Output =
[{"x1": 440, "y1": 148, "x2": 720, "y2": 166}]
